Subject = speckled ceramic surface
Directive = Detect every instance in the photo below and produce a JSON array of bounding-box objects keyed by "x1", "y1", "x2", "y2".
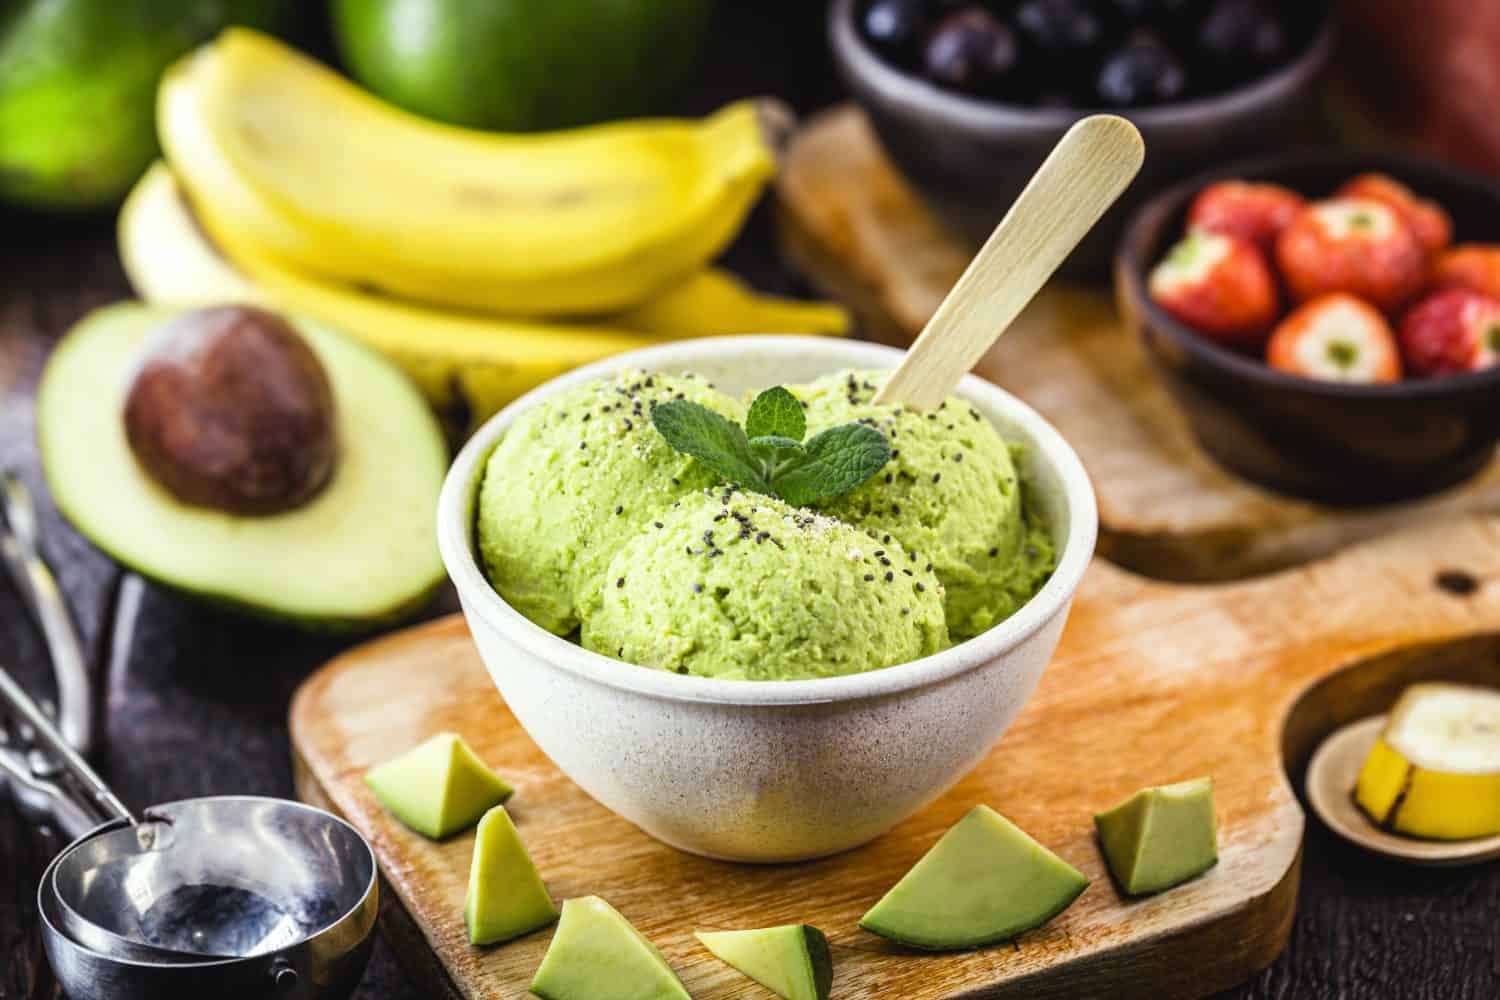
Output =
[{"x1": 437, "y1": 337, "x2": 1097, "y2": 862}]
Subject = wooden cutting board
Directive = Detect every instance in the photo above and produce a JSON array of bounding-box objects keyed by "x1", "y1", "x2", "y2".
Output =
[
  {"x1": 774, "y1": 106, "x2": 1500, "y2": 582},
  {"x1": 290, "y1": 516, "x2": 1500, "y2": 1000}
]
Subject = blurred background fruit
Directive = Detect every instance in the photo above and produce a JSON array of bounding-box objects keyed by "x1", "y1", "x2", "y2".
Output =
[
  {"x1": 0, "y1": 0, "x2": 289, "y2": 210},
  {"x1": 330, "y1": 0, "x2": 714, "y2": 132}
]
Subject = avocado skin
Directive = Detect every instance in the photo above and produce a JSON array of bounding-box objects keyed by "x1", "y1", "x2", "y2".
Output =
[
  {"x1": 0, "y1": 0, "x2": 288, "y2": 210},
  {"x1": 331, "y1": 0, "x2": 713, "y2": 132}
]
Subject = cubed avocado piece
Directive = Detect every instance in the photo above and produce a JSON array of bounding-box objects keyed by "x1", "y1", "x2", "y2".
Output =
[
  {"x1": 696, "y1": 925, "x2": 832, "y2": 1000},
  {"x1": 530, "y1": 896, "x2": 690, "y2": 1000},
  {"x1": 859, "y1": 804, "x2": 1089, "y2": 950},
  {"x1": 365, "y1": 732, "x2": 513, "y2": 839},
  {"x1": 1095, "y1": 776, "x2": 1218, "y2": 896},
  {"x1": 464, "y1": 805, "x2": 558, "y2": 945}
]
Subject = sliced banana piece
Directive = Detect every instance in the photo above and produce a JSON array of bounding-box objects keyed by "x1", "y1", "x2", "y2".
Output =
[{"x1": 1355, "y1": 683, "x2": 1500, "y2": 840}]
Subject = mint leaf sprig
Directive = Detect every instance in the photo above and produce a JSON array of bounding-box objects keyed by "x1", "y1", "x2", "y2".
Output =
[{"x1": 651, "y1": 386, "x2": 890, "y2": 507}]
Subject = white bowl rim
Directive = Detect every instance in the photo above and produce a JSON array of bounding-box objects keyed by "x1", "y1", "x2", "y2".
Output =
[{"x1": 437, "y1": 336, "x2": 1097, "y2": 707}]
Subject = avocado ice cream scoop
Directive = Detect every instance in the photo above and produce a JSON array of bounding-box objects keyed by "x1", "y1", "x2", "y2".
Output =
[
  {"x1": 476, "y1": 370, "x2": 742, "y2": 634},
  {"x1": 796, "y1": 370, "x2": 1054, "y2": 639},
  {"x1": 580, "y1": 488, "x2": 948, "y2": 680}
]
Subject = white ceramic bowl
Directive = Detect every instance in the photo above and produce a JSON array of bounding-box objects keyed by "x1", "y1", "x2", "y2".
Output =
[{"x1": 438, "y1": 337, "x2": 1096, "y2": 862}]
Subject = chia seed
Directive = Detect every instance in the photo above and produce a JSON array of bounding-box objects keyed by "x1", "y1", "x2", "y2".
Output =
[{"x1": 616, "y1": 577, "x2": 625, "y2": 588}]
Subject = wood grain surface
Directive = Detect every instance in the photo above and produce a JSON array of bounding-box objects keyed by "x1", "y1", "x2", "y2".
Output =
[
  {"x1": 774, "y1": 107, "x2": 1500, "y2": 583},
  {"x1": 291, "y1": 515, "x2": 1500, "y2": 999}
]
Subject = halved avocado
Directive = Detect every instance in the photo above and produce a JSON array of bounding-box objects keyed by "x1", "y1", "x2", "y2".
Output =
[{"x1": 37, "y1": 302, "x2": 447, "y2": 628}]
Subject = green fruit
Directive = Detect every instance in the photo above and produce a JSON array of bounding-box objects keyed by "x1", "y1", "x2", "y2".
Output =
[
  {"x1": 696, "y1": 925, "x2": 833, "y2": 1000},
  {"x1": 366, "y1": 733, "x2": 514, "y2": 840},
  {"x1": 0, "y1": 0, "x2": 287, "y2": 210},
  {"x1": 530, "y1": 896, "x2": 690, "y2": 1000},
  {"x1": 859, "y1": 805, "x2": 1090, "y2": 951},
  {"x1": 464, "y1": 805, "x2": 558, "y2": 946},
  {"x1": 37, "y1": 303, "x2": 447, "y2": 629},
  {"x1": 331, "y1": 0, "x2": 713, "y2": 132},
  {"x1": 1095, "y1": 776, "x2": 1218, "y2": 896}
]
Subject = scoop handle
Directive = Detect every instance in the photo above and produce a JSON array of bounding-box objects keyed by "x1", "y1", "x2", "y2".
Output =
[
  {"x1": 876, "y1": 114, "x2": 1144, "y2": 411},
  {"x1": 0, "y1": 664, "x2": 133, "y2": 837}
]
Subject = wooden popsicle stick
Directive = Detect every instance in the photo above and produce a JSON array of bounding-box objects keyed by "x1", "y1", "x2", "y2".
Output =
[{"x1": 875, "y1": 114, "x2": 1144, "y2": 410}]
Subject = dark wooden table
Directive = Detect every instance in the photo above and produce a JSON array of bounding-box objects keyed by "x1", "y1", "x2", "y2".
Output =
[{"x1": 2, "y1": 6, "x2": 1498, "y2": 998}]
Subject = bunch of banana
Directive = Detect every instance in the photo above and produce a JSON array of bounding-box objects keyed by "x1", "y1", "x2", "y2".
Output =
[{"x1": 131, "y1": 28, "x2": 849, "y2": 427}]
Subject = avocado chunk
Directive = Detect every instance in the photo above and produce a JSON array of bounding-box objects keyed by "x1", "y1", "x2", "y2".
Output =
[
  {"x1": 696, "y1": 925, "x2": 832, "y2": 1000},
  {"x1": 37, "y1": 303, "x2": 447, "y2": 628},
  {"x1": 366, "y1": 733, "x2": 513, "y2": 840},
  {"x1": 1095, "y1": 777, "x2": 1218, "y2": 896},
  {"x1": 530, "y1": 896, "x2": 690, "y2": 1000},
  {"x1": 859, "y1": 805, "x2": 1089, "y2": 951},
  {"x1": 464, "y1": 805, "x2": 557, "y2": 945}
]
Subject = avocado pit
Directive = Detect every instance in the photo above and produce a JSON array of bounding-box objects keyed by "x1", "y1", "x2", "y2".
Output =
[{"x1": 123, "y1": 306, "x2": 337, "y2": 516}]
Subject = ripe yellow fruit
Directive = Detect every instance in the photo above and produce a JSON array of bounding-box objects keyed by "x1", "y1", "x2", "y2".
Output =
[
  {"x1": 122, "y1": 164, "x2": 848, "y2": 425},
  {"x1": 183, "y1": 29, "x2": 780, "y2": 316},
  {"x1": 1354, "y1": 683, "x2": 1500, "y2": 840}
]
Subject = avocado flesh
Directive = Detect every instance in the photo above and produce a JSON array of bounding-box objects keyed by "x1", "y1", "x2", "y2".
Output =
[
  {"x1": 859, "y1": 805, "x2": 1089, "y2": 951},
  {"x1": 365, "y1": 732, "x2": 513, "y2": 840},
  {"x1": 0, "y1": 0, "x2": 287, "y2": 209},
  {"x1": 1095, "y1": 777, "x2": 1218, "y2": 896},
  {"x1": 463, "y1": 805, "x2": 557, "y2": 945},
  {"x1": 36, "y1": 303, "x2": 447, "y2": 628},
  {"x1": 696, "y1": 925, "x2": 832, "y2": 1000},
  {"x1": 530, "y1": 896, "x2": 690, "y2": 1000}
]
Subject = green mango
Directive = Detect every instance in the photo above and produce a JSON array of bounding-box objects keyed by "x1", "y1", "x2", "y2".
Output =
[
  {"x1": 0, "y1": 0, "x2": 288, "y2": 210},
  {"x1": 331, "y1": 0, "x2": 714, "y2": 133}
]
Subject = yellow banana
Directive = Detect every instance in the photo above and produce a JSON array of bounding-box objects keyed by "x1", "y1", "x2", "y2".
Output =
[
  {"x1": 612, "y1": 270, "x2": 849, "y2": 338},
  {"x1": 184, "y1": 29, "x2": 780, "y2": 316},
  {"x1": 1355, "y1": 683, "x2": 1500, "y2": 840},
  {"x1": 122, "y1": 164, "x2": 850, "y2": 425},
  {"x1": 122, "y1": 162, "x2": 655, "y2": 423}
]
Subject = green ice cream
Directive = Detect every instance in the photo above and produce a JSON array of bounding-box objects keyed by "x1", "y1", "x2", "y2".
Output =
[
  {"x1": 476, "y1": 370, "x2": 742, "y2": 634},
  {"x1": 580, "y1": 489, "x2": 947, "y2": 680},
  {"x1": 796, "y1": 371, "x2": 1054, "y2": 639}
]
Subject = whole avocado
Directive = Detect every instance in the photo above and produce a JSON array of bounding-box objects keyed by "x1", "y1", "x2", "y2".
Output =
[
  {"x1": 332, "y1": 0, "x2": 714, "y2": 132},
  {"x1": 0, "y1": 0, "x2": 288, "y2": 211}
]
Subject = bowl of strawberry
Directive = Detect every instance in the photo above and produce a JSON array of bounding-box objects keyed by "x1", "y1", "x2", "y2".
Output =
[{"x1": 1117, "y1": 151, "x2": 1500, "y2": 505}]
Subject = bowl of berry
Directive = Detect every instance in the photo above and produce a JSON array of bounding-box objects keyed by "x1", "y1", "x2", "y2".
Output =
[
  {"x1": 830, "y1": 0, "x2": 1335, "y2": 276},
  {"x1": 1117, "y1": 150, "x2": 1500, "y2": 505}
]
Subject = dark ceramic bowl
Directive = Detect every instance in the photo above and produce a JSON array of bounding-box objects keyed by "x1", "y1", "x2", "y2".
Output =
[
  {"x1": 829, "y1": 0, "x2": 1335, "y2": 278},
  {"x1": 1117, "y1": 150, "x2": 1500, "y2": 506}
]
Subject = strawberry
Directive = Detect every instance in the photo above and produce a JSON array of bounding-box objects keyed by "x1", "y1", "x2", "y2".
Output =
[
  {"x1": 1266, "y1": 293, "x2": 1402, "y2": 384},
  {"x1": 1148, "y1": 230, "x2": 1278, "y2": 345},
  {"x1": 1398, "y1": 287, "x2": 1500, "y2": 376},
  {"x1": 1275, "y1": 198, "x2": 1427, "y2": 312},
  {"x1": 1186, "y1": 180, "x2": 1306, "y2": 254},
  {"x1": 1430, "y1": 244, "x2": 1500, "y2": 301},
  {"x1": 1337, "y1": 172, "x2": 1453, "y2": 256}
]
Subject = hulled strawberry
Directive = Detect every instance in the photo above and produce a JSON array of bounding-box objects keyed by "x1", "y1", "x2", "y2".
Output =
[
  {"x1": 1148, "y1": 230, "x2": 1278, "y2": 345},
  {"x1": 1186, "y1": 180, "x2": 1306, "y2": 254},
  {"x1": 1430, "y1": 244, "x2": 1500, "y2": 301},
  {"x1": 1275, "y1": 198, "x2": 1427, "y2": 311},
  {"x1": 1266, "y1": 293, "x2": 1402, "y2": 384},
  {"x1": 1337, "y1": 172, "x2": 1453, "y2": 256},
  {"x1": 1398, "y1": 287, "x2": 1500, "y2": 376}
]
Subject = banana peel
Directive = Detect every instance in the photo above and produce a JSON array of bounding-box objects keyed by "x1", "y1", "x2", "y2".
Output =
[
  {"x1": 1354, "y1": 683, "x2": 1500, "y2": 840},
  {"x1": 185, "y1": 29, "x2": 781, "y2": 316},
  {"x1": 121, "y1": 164, "x2": 850, "y2": 426}
]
